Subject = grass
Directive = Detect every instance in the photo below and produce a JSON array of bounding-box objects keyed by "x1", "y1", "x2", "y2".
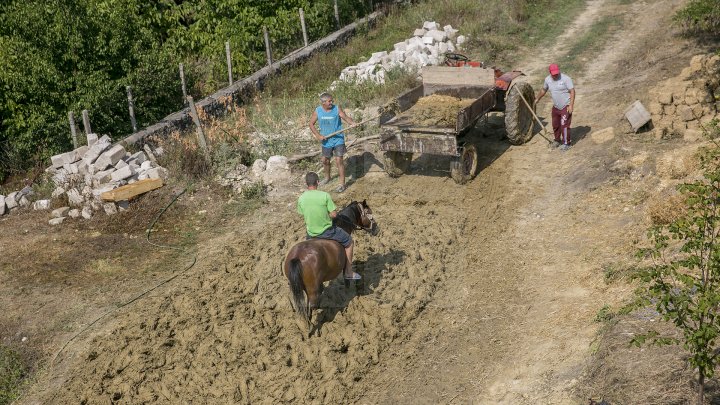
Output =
[
  {"x1": 0, "y1": 345, "x2": 26, "y2": 405},
  {"x1": 559, "y1": 15, "x2": 623, "y2": 76}
]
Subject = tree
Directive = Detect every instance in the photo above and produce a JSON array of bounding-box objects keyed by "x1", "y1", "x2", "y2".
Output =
[{"x1": 632, "y1": 120, "x2": 720, "y2": 404}]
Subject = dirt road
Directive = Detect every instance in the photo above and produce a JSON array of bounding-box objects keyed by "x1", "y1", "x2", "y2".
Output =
[{"x1": 15, "y1": 0, "x2": 710, "y2": 403}]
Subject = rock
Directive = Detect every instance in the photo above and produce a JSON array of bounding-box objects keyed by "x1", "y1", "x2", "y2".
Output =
[
  {"x1": 19, "y1": 196, "x2": 30, "y2": 207},
  {"x1": 52, "y1": 207, "x2": 70, "y2": 218},
  {"x1": 658, "y1": 92, "x2": 673, "y2": 105},
  {"x1": 129, "y1": 151, "x2": 147, "y2": 165},
  {"x1": 426, "y1": 29, "x2": 447, "y2": 42},
  {"x1": 5, "y1": 192, "x2": 18, "y2": 210},
  {"x1": 67, "y1": 188, "x2": 85, "y2": 206},
  {"x1": 0, "y1": 195, "x2": 5, "y2": 216},
  {"x1": 684, "y1": 129, "x2": 704, "y2": 142},
  {"x1": 422, "y1": 21, "x2": 439, "y2": 30},
  {"x1": 140, "y1": 161, "x2": 153, "y2": 171},
  {"x1": 81, "y1": 206, "x2": 93, "y2": 219},
  {"x1": 49, "y1": 217, "x2": 65, "y2": 226},
  {"x1": 146, "y1": 167, "x2": 168, "y2": 180},
  {"x1": 68, "y1": 209, "x2": 81, "y2": 219},
  {"x1": 252, "y1": 159, "x2": 267, "y2": 176},
  {"x1": 678, "y1": 105, "x2": 696, "y2": 121},
  {"x1": 33, "y1": 200, "x2": 51, "y2": 210},
  {"x1": 456, "y1": 35, "x2": 466, "y2": 45},
  {"x1": 103, "y1": 203, "x2": 118, "y2": 215},
  {"x1": 117, "y1": 200, "x2": 129, "y2": 211},
  {"x1": 413, "y1": 28, "x2": 427, "y2": 37},
  {"x1": 443, "y1": 24, "x2": 458, "y2": 40}
]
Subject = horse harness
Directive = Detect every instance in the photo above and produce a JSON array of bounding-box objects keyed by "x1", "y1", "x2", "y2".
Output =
[{"x1": 335, "y1": 202, "x2": 375, "y2": 233}]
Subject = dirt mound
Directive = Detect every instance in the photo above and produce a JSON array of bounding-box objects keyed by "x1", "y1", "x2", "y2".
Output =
[
  {"x1": 401, "y1": 94, "x2": 475, "y2": 128},
  {"x1": 49, "y1": 188, "x2": 459, "y2": 404}
]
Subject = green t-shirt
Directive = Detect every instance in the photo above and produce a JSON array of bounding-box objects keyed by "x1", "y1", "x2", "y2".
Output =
[{"x1": 297, "y1": 189, "x2": 336, "y2": 236}]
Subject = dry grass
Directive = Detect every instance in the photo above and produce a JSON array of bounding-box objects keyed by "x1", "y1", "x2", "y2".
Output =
[{"x1": 646, "y1": 192, "x2": 687, "y2": 225}]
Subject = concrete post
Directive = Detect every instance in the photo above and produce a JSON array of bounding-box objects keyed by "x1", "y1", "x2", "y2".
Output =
[
  {"x1": 225, "y1": 41, "x2": 233, "y2": 85},
  {"x1": 299, "y1": 8, "x2": 308, "y2": 47},
  {"x1": 82, "y1": 109, "x2": 92, "y2": 135},
  {"x1": 126, "y1": 86, "x2": 137, "y2": 133},
  {"x1": 186, "y1": 96, "x2": 209, "y2": 155},
  {"x1": 179, "y1": 63, "x2": 188, "y2": 104},
  {"x1": 334, "y1": 0, "x2": 340, "y2": 29},
  {"x1": 263, "y1": 26, "x2": 273, "y2": 66},
  {"x1": 68, "y1": 111, "x2": 78, "y2": 149}
]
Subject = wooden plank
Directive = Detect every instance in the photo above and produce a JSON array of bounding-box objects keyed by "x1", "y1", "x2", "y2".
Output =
[
  {"x1": 101, "y1": 178, "x2": 163, "y2": 202},
  {"x1": 379, "y1": 131, "x2": 458, "y2": 155},
  {"x1": 422, "y1": 66, "x2": 495, "y2": 88}
]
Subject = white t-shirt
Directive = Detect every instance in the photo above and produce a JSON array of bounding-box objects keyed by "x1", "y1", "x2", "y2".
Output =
[{"x1": 543, "y1": 73, "x2": 574, "y2": 110}]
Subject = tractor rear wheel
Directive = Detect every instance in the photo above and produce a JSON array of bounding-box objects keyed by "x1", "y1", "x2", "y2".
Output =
[
  {"x1": 383, "y1": 151, "x2": 412, "y2": 177},
  {"x1": 450, "y1": 145, "x2": 478, "y2": 184},
  {"x1": 504, "y1": 81, "x2": 536, "y2": 145}
]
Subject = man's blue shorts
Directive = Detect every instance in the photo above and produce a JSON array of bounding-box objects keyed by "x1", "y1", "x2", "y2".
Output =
[
  {"x1": 322, "y1": 144, "x2": 346, "y2": 158},
  {"x1": 307, "y1": 225, "x2": 352, "y2": 248}
]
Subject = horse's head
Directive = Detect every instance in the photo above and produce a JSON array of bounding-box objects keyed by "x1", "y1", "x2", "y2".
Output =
[{"x1": 357, "y1": 200, "x2": 379, "y2": 236}]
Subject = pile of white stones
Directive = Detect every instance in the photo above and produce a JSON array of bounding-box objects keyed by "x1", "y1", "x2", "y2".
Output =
[
  {"x1": 0, "y1": 133, "x2": 168, "y2": 225},
  {"x1": 336, "y1": 21, "x2": 466, "y2": 85}
]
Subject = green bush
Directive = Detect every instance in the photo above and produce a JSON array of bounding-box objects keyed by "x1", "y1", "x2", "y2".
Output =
[{"x1": 674, "y1": 0, "x2": 720, "y2": 35}]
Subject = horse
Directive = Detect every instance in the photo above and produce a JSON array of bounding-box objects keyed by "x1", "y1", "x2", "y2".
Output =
[{"x1": 283, "y1": 200, "x2": 379, "y2": 334}]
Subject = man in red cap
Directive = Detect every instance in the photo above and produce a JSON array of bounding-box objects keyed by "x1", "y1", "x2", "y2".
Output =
[{"x1": 534, "y1": 63, "x2": 575, "y2": 150}]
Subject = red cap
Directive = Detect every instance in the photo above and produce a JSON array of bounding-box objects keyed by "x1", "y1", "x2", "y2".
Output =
[{"x1": 548, "y1": 64, "x2": 560, "y2": 75}]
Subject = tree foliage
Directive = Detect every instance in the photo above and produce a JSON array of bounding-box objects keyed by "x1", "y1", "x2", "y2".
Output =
[
  {"x1": 0, "y1": 0, "x2": 375, "y2": 183},
  {"x1": 631, "y1": 120, "x2": 720, "y2": 404}
]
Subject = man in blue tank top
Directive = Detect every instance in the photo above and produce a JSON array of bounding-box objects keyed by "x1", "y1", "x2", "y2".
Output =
[{"x1": 309, "y1": 92, "x2": 356, "y2": 193}]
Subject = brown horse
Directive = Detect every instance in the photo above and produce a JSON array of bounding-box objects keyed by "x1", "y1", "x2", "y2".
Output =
[{"x1": 284, "y1": 200, "x2": 379, "y2": 333}]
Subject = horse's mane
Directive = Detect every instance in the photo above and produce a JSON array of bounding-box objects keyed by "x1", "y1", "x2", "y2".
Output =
[{"x1": 333, "y1": 201, "x2": 360, "y2": 229}]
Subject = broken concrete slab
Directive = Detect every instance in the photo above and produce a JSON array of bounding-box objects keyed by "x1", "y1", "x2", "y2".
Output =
[
  {"x1": 146, "y1": 167, "x2": 168, "y2": 180},
  {"x1": 68, "y1": 209, "x2": 81, "y2": 218},
  {"x1": 111, "y1": 165, "x2": 135, "y2": 182},
  {"x1": 67, "y1": 188, "x2": 85, "y2": 206},
  {"x1": 33, "y1": 200, "x2": 51, "y2": 210},
  {"x1": 49, "y1": 217, "x2": 66, "y2": 226},
  {"x1": 52, "y1": 207, "x2": 70, "y2": 218},
  {"x1": 103, "y1": 203, "x2": 118, "y2": 215},
  {"x1": 81, "y1": 206, "x2": 93, "y2": 219},
  {"x1": 51, "y1": 150, "x2": 79, "y2": 168}
]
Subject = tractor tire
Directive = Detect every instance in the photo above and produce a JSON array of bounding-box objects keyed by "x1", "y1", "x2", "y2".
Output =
[
  {"x1": 504, "y1": 81, "x2": 536, "y2": 145},
  {"x1": 383, "y1": 151, "x2": 412, "y2": 178},
  {"x1": 450, "y1": 145, "x2": 478, "y2": 184}
]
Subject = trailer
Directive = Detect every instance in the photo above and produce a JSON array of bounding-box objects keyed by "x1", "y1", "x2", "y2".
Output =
[{"x1": 378, "y1": 65, "x2": 536, "y2": 184}]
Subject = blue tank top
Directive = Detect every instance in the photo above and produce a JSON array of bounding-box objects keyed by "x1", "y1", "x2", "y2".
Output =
[{"x1": 316, "y1": 105, "x2": 344, "y2": 148}]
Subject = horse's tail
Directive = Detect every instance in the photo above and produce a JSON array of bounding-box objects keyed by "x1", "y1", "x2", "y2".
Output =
[{"x1": 288, "y1": 258, "x2": 307, "y2": 318}]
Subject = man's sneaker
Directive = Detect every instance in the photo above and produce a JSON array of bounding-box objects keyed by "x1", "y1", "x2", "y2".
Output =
[
  {"x1": 550, "y1": 140, "x2": 561, "y2": 149},
  {"x1": 335, "y1": 184, "x2": 346, "y2": 193},
  {"x1": 559, "y1": 143, "x2": 572, "y2": 151}
]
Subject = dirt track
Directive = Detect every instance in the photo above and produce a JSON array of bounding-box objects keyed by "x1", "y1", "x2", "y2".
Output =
[{"x1": 14, "y1": 0, "x2": 712, "y2": 403}]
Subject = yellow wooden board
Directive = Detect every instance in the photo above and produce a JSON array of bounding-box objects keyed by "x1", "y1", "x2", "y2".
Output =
[
  {"x1": 101, "y1": 178, "x2": 163, "y2": 202},
  {"x1": 421, "y1": 66, "x2": 495, "y2": 88}
]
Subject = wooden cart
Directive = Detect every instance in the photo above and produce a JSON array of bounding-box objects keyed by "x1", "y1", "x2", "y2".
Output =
[{"x1": 378, "y1": 66, "x2": 535, "y2": 184}]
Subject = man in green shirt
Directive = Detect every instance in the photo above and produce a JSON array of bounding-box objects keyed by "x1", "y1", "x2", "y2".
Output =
[{"x1": 297, "y1": 172, "x2": 360, "y2": 280}]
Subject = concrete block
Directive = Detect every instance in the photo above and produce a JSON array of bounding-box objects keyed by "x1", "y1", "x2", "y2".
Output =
[
  {"x1": 138, "y1": 172, "x2": 149, "y2": 180},
  {"x1": 51, "y1": 150, "x2": 79, "y2": 168},
  {"x1": 393, "y1": 42, "x2": 407, "y2": 52},
  {"x1": 82, "y1": 138, "x2": 111, "y2": 165},
  {"x1": 115, "y1": 159, "x2": 128, "y2": 170},
  {"x1": 74, "y1": 145, "x2": 89, "y2": 157},
  {"x1": 129, "y1": 151, "x2": 147, "y2": 165},
  {"x1": 443, "y1": 25, "x2": 458, "y2": 40},
  {"x1": 447, "y1": 41, "x2": 456, "y2": 52},
  {"x1": 86, "y1": 133, "x2": 99, "y2": 147},
  {"x1": 68, "y1": 209, "x2": 81, "y2": 218},
  {"x1": 33, "y1": 199, "x2": 51, "y2": 210},
  {"x1": 413, "y1": 28, "x2": 427, "y2": 37},
  {"x1": 146, "y1": 167, "x2": 168, "y2": 180},
  {"x1": 49, "y1": 217, "x2": 65, "y2": 226},
  {"x1": 63, "y1": 163, "x2": 79, "y2": 174},
  {"x1": 111, "y1": 165, "x2": 135, "y2": 182},
  {"x1": 94, "y1": 145, "x2": 126, "y2": 170},
  {"x1": 0, "y1": 195, "x2": 5, "y2": 216},
  {"x1": 427, "y1": 29, "x2": 447, "y2": 42},
  {"x1": 81, "y1": 206, "x2": 93, "y2": 219},
  {"x1": 52, "y1": 207, "x2": 70, "y2": 218},
  {"x1": 422, "y1": 21, "x2": 438, "y2": 30},
  {"x1": 52, "y1": 187, "x2": 65, "y2": 198},
  {"x1": 422, "y1": 36, "x2": 435, "y2": 45},
  {"x1": 94, "y1": 169, "x2": 115, "y2": 184},
  {"x1": 77, "y1": 160, "x2": 89, "y2": 176},
  {"x1": 103, "y1": 203, "x2": 118, "y2": 215},
  {"x1": 67, "y1": 188, "x2": 85, "y2": 206}
]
